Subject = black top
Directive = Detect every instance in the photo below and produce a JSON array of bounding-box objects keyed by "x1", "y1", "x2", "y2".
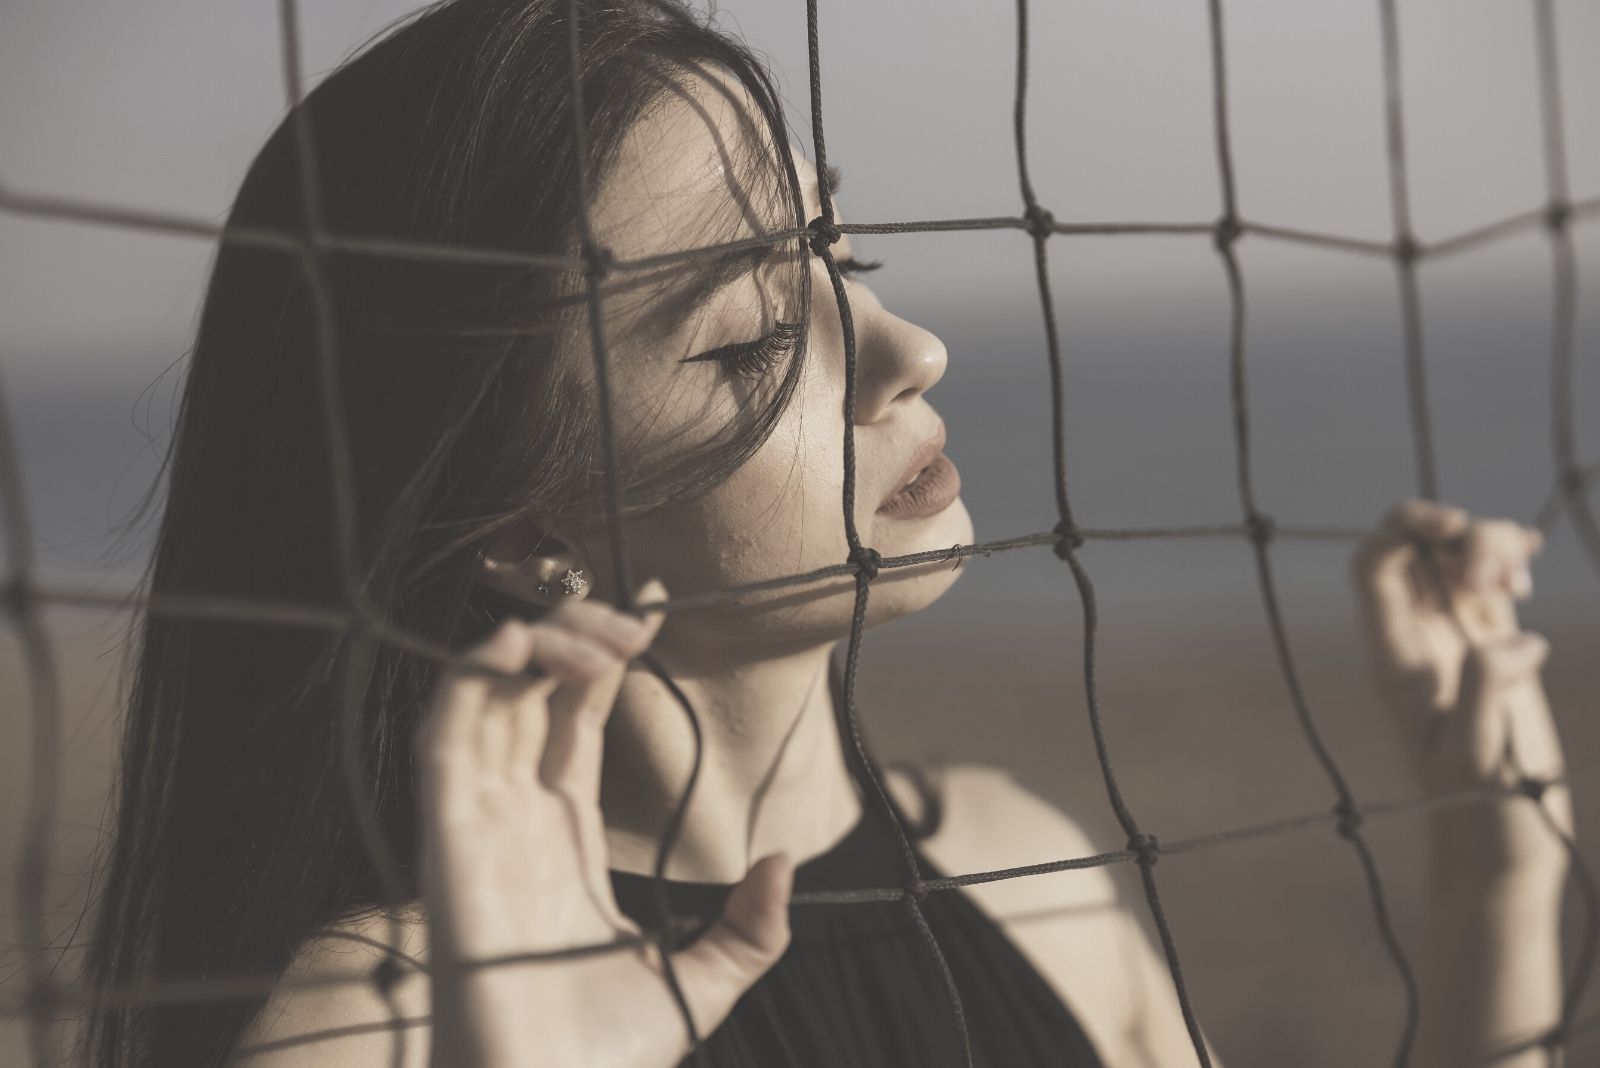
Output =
[{"x1": 608, "y1": 778, "x2": 1107, "y2": 1068}]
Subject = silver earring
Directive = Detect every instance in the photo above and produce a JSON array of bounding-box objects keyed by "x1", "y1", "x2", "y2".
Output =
[{"x1": 560, "y1": 569, "x2": 587, "y2": 596}]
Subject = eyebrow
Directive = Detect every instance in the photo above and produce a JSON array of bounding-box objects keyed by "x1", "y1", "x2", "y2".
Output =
[{"x1": 632, "y1": 165, "x2": 845, "y2": 337}]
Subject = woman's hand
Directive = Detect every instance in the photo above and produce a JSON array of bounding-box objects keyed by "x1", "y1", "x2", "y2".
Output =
[
  {"x1": 1350, "y1": 499, "x2": 1572, "y2": 880},
  {"x1": 416, "y1": 581, "x2": 794, "y2": 1068}
]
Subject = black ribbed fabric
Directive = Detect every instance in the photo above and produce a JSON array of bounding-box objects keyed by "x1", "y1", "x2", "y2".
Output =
[{"x1": 609, "y1": 792, "x2": 1106, "y2": 1067}]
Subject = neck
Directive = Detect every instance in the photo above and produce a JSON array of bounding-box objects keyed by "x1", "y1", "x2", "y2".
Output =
[{"x1": 600, "y1": 641, "x2": 865, "y2": 883}]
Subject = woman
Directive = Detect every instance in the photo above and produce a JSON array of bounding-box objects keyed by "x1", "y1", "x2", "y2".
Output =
[{"x1": 81, "y1": 0, "x2": 1573, "y2": 1065}]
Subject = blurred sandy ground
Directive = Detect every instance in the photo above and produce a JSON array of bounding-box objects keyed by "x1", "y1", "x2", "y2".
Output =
[{"x1": 3, "y1": 579, "x2": 1597, "y2": 1066}]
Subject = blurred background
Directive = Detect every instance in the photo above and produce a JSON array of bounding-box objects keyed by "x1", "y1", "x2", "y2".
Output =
[{"x1": 2, "y1": 0, "x2": 1597, "y2": 1063}]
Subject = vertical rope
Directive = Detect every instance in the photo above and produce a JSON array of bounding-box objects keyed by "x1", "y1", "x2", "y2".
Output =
[
  {"x1": 277, "y1": 4, "x2": 411, "y2": 1065},
  {"x1": 1533, "y1": 795, "x2": 1599, "y2": 1068},
  {"x1": 1206, "y1": 3, "x2": 1421, "y2": 1064},
  {"x1": 0, "y1": 354, "x2": 65, "y2": 1066},
  {"x1": 276, "y1": 0, "x2": 404, "y2": 901},
  {"x1": 1531, "y1": 0, "x2": 1600, "y2": 581},
  {"x1": 562, "y1": 2, "x2": 708, "y2": 1063},
  {"x1": 1377, "y1": 0, "x2": 1438, "y2": 502},
  {"x1": 276, "y1": 0, "x2": 364, "y2": 591},
  {"x1": 1527, "y1": 2, "x2": 1600, "y2": 1060},
  {"x1": 1015, "y1": 0, "x2": 1214, "y2": 1063},
  {"x1": 806, "y1": 2, "x2": 976, "y2": 1064}
]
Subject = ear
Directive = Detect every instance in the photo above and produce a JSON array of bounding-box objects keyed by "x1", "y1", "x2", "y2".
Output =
[{"x1": 473, "y1": 525, "x2": 592, "y2": 608}]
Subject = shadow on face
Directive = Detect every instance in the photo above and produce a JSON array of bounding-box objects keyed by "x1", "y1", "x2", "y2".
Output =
[{"x1": 564, "y1": 63, "x2": 974, "y2": 669}]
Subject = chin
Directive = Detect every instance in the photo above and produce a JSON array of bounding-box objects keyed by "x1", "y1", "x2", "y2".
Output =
[
  {"x1": 860, "y1": 495, "x2": 975, "y2": 629},
  {"x1": 666, "y1": 496, "x2": 975, "y2": 658}
]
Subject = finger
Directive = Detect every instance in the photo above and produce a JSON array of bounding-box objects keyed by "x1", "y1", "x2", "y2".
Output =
[
  {"x1": 1454, "y1": 519, "x2": 1531, "y2": 596},
  {"x1": 497, "y1": 672, "x2": 559, "y2": 783},
  {"x1": 672, "y1": 852, "x2": 793, "y2": 1035},
  {"x1": 502, "y1": 622, "x2": 616, "y2": 777},
  {"x1": 1351, "y1": 498, "x2": 1471, "y2": 583},
  {"x1": 1448, "y1": 520, "x2": 1529, "y2": 639},
  {"x1": 540, "y1": 578, "x2": 668, "y2": 803},
  {"x1": 1525, "y1": 525, "x2": 1545, "y2": 557},
  {"x1": 416, "y1": 619, "x2": 536, "y2": 772},
  {"x1": 1445, "y1": 632, "x2": 1550, "y2": 784},
  {"x1": 477, "y1": 695, "x2": 516, "y2": 776},
  {"x1": 1351, "y1": 499, "x2": 1469, "y2": 662},
  {"x1": 535, "y1": 581, "x2": 669, "y2": 924},
  {"x1": 541, "y1": 597, "x2": 655, "y2": 659},
  {"x1": 1510, "y1": 524, "x2": 1540, "y2": 599}
]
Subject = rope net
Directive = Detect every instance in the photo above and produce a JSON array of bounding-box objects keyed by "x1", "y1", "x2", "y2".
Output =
[{"x1": 4, "y1": 0, "x2": 1599, "y2": 1065}]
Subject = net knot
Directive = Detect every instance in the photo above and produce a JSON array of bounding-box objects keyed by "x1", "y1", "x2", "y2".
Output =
[
  {"x1": 1213, "y1": 213, "x2": 1242, "y2": 250},
  {"x1": 1545, "y1": 200, "x2": 1571, "y2": 232},
  {"x1": 0, "y1": 576, "x2": 32, "y2": 618},
  {"x1": 808, "y1": 215, "x2": 842, "y2": 257},
  {"x1": 850, "y1": 545, "x2": 882, "y2": 581},
  {"x1": 1127, "y1": 832, "x2": 1160, "y2": 867},
  {"x1": 1052, "y1": 521, "x2": 1085, "y2": 560},
  {"x1": 1334, "y1": 801, "x2": 1364, "y2": 839},
  {"x1": 371, "y1": 955, "x2": 406, "y2": 997},
  {"x1": 1540, "y1": 1026, "x2": 1568, "y2": 1052},
  {"x1": 1024, "y1": 204, "x2": 1056, "y2": 240},
  {"x1": 1245, "y1": 511, "x2": 1276, "y2": 545},
  {"x1": 580, "y1": 239, "x2": 615, "y2": 277},
  {"x1": 1518, "y1": 775, "x2": 1550, "y2": 802},
  {"x1": 902, "y1": 879, "x2": 930, "y2": 903},
  {"x1": 1393, "y1": 234, "x2": 1421, "y2": 265},
  {"x1": 1561, "y1": 464, "x2": 1587, "y2": 495}
]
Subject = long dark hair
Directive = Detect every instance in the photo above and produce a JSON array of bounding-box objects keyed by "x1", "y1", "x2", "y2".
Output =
[{"x1": 80, "y1": 2, "x2": 811, "y2": 1064}]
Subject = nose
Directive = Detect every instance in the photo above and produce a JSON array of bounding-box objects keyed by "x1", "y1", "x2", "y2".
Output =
[{"x1": 849, "y1": 304, "x2": 948, "y2": 424}]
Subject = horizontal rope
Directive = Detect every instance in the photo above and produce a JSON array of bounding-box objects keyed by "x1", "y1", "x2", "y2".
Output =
[
  {"x1": 3, "y1": 176, "x2": 1595, "y2": 274},
  {"x1": 11, "y1": 750, "x2": 1590, "y2": 1019}
]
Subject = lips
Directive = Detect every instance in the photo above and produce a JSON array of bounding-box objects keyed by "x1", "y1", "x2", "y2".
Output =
[{"x1": 876, "y1": 422, "x2": 961, "y2": 521}]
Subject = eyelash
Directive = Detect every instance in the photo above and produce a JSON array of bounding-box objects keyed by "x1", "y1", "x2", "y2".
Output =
[
  {"x1": 836, "y1": 256, "x2": 883, "y2": 277},
  {"x1": 686, "y1": 320, "x2": 802, "y2": 379},
  {"x1": 680, "y1": 257, "x2": 886, "y2": 379}
]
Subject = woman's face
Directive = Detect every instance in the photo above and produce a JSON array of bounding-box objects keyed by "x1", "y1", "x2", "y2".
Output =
[{"x1": 569, "y1": 66, "x2": 973, "y2": 667}]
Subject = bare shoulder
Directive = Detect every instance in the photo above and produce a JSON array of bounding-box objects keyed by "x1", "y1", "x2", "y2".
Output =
[
  {"x1": 883, "y1": 761, "x2": 1121, "y2": 910},
  {"x1": 882, "y1": 762, "x2": 1148, "y2": 1066},
  {"x1": 231, "y1": 907, "x2": 433, "y2": 1067}
]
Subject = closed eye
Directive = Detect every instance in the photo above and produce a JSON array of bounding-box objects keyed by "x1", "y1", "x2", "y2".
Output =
[
  {"x1": 680, "y1": 320, "x2": 802, "y2": 379},
  {"x1": 675, "y1": 257, "x2": 882, "y2": 377},
  {"x1": 836, "y1": 256, "x2": 883, "y2": 277}
]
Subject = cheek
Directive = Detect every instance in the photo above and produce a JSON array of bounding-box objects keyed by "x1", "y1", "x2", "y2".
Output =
[
  {"x1": 608, "y1": 345, "x2": 972, "y2": 654},
  {"x1": 634, "y1": 371, "x2": 850, "y2": 595}
]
